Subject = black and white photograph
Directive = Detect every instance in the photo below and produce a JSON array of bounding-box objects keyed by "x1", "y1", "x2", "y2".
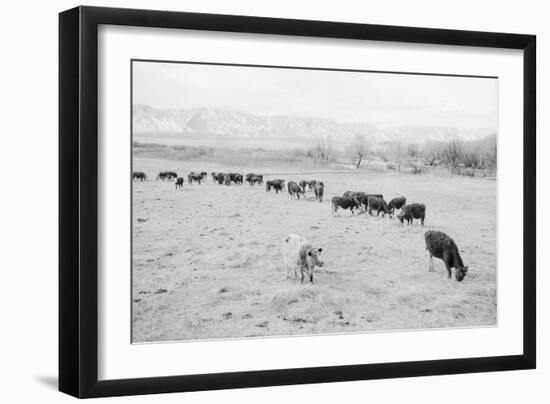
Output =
[{"x1": 131, "y1": 60, "x2": 498, "y2": 343}]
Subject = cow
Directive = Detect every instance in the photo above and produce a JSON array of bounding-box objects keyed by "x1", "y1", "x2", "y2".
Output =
[
  {"x1": 281, "y1": 234, "x2": 324, "y2": 284},
  {"x1": 342, "y1": 191, "x2": 366, "y2": 200},
  {"x1": 368, "y1": 197, "x2": 390, "y2": 217},
  {"x1": 307, "y1": 180, "x2": 319, "y2": 190},
  {"x1": 332, "y1": 196, "x2": 361, "y2": 215},
  {"x1": 246, "y1": 174, "x2": 263, "y2": 185},
  {"x1": 211, "y1": 172, "x2": 218, "y2": 183},
  {"x1": 223, "y1": 174, "x2": 231, "y2": 186},
  {"x1": 266, "y1": 179, "x2": 285, "y2": 193},
  {"x1": 188, "y1": 172, "x2": 207, "y2": 184},
  {"x1": 212, "y1": 172, "x2": 225, "y2": 184},
  {"x1": 388, "y1": 196, "x2": 407, "y2": 217},
  {"x1": 425, "y1": 231, "x2": 468, "y2": 281},
  {"x1": 132, "y1": 171, "x2": 146, "y2": 181},
  {"x1": 299, "y1": 180, "x2": 307, "y2": 193},
  {"x1": 314, "y1": 183, "x2": 324, "y2": 202},
  {"x1": 287, "y1": 181, "x2": 304, "y2": 199},
  {"x1": 175, "y1": 177, "x2": 184, "y2": 190},
  {"x1": 397, "y1": 203, "x2": 426, "y2": 225},
  {"x1": 157, "y1": 171, "x2": 177, "y2": 181},
  {"x1": 229, "y1": 173, "x2": 243, "y2": 184}
]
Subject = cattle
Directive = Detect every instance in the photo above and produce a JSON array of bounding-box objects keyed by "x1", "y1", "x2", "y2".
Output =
[
  {"x1": 342, "y1": 191, "x2": 366, "y2": 200},
  {"x1": 388, "y1": 196, "x2": 407, "y2": 217},
  {"x1": 229, "y1": 173, "x2": 243, "y2": 184},
  {"x1": 266, "y1": 179, "x2": 285, "y2": 193},
  {"x1": 397, "y1": 203, "x2": 426, "y2": 225},
  {"x1": 157, "y1": 171, "x2": 177, "y2": 181},
  {"x1": 281, "y1": 234, "x2": 324, "y2": 284},
  {"x1": 187, "y1": 172, "x2": 207, "y2": 184},
  {"x1": 332, "y1": 196, "x2": 361, "y2": 215},
  {"x1": 212, "y1": 172, "x2": 225, "y2": 184},
  {"x1": 314, "y1": 183, "x2": 324, "y2": 202},
  {"x1": 299, "y1": 180, "x2": 307, "y2": 193},
  {"x1": 132, "y1": 171, "x2": 146, "y2": 181},
  {"x1": 425, "y1": 231, "x2": 468, "y2": 281},
  {"x1": 246, "y1": 174, "x2": 263, "y2": 185},
  {"x1": 223, "y1": 174, "x2": 231, "y2": 186},
  {"x1": 307, "y1": 180, "x2": 318, "y2": 190},
  {"x1": 175, "y1": 177, "x2": 184, "y2": 190},
  {"x1": 287, "y1": 181, "x2": 304, "y2": 199},
  {"x1": 211, "y1": 172, "x2": 218, "y2": 183},
  {"x1": 368, "y1": 197, "x2": 390, "y2": 217}
]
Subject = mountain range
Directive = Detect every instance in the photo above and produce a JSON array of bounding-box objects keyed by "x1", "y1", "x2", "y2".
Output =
[{"x1": 133, "y1": 104, "x2": 495, "y2": 145}]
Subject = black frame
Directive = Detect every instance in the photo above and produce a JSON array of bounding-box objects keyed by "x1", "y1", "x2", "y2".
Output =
[{"x1": 59, "y1": 6, "x2": 536, "y2": 398}]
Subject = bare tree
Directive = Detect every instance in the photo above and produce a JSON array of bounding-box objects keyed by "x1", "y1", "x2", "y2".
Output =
[
  {"x1": 388, "y1": 141, "x2": 406, "y2": 172},
  {"x1": 444, "y1": 137, "x2": 464, "y2": 174},
  {"x1": 349, "y1": 134, "x2": 369, "y2": 168},
  {"x1": 308, "y1": 135, "x2": 334, "y2": 166},
  {"x1": 422, "y1": 142, "x2": 444, "y2": 166}
]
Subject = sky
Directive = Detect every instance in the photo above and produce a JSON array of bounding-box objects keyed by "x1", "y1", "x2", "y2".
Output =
[{"x1": 132, "y1": 60, "x2": 498, "y2": 130}]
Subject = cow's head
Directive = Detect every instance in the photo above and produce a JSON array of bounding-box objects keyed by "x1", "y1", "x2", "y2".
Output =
[
  {"x1": 397, "y1": 209, "x2": 406, "y2": 223},
  {"x1": 456, "y1": 266, "x2": 468, "y2": 282}
]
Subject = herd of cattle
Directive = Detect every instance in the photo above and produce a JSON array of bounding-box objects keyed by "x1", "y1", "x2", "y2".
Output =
[{"x1": 133, "y1": 169, "x2": 468, "y2": 284}]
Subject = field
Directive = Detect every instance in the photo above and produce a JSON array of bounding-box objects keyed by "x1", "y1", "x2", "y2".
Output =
[{"x1": 132, "y1": 157, "x2": 497, "y2": 343}]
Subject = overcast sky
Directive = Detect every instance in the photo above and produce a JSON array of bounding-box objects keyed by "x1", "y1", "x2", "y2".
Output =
[{"x1": 133, "y1": 61, "x2": 498, "y2": 130}]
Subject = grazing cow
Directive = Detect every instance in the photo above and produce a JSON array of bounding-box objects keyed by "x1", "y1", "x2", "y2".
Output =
[
  {"x1": 397, "y1": 203, "x2": 426, "y2": 225},
  {"x1": 425, "y1": 231, "x2": 468, "y2": 281},
  {"x1": 388, "y1": 196, "x2": 407, "y2": 217},
  {"x1": 175, "y1": 177, "x2": 184, "y2": 190},
  {"x1": 223, "y1": 174, "x2": 231, "y2": 186},
  {"x1": 228, "y1": 173, "x2": 243, "y2": 184},
  {"x1": 132, "y1": 171, "x2": 146, "y2": 181},
  {"x1": 342, "y1": 191, "x2": 366, "y2": 200},
  {"x1": 368, "y1": 197, "x2": 390, "y2": 217},
  {"x1": 157, "y1": 171, "x2": 177, "y2": 181},
  {"x1": 211, "y1": 172, "x2": 218, "y2": 183},
  {"x1": 332, "y1": 196, "x2": 361, "y2": 215},
  {"x1": 246, "y1": 174, "x2": 263, "y2": 185},
  {"x1": 314, "y1": 183, "x2": 324, "y2": 202},
  {"x1": 188, "y1": 172, "x2": 207, "y2": 184},
  {"x1": 299, "y1": 180, "x2": 307, "y2": 193},
  {"x1": 266, "y1": 179, "x2": 285, "y2": 193},
  {"x1": 307, "y1": 180, "x2": 318, "y2": 190},
  {"x1": 281, "y1": 234, "x2": 324, "y2": 284},
  {"x1": 287, "y1": 181, "x2": 304, "y2": 199}
]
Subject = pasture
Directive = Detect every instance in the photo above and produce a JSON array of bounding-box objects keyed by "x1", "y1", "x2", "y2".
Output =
[{"x1": 132, "y1": 157, "x2": 497, "y2": 343}]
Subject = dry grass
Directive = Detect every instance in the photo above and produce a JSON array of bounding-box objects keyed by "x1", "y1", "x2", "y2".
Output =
[{"x1": 132, "y1": 158, "x2": 497, "y2": 342}]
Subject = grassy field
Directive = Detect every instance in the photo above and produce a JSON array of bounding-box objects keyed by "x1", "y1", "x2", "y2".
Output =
[{"x1": 132, "y1": 157, "x2": 497, "y2": 343}]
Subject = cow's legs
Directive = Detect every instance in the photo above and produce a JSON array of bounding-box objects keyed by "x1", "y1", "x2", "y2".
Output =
[
  {"x1": 421, "y1": 216, "x2": 425, "y2": 226},
  {"x1": 445, "y1": 263, "x2": 452, "y2": 278},
  {"x1": 427, "y1": 250, "x2": 435, "y2": 272}
]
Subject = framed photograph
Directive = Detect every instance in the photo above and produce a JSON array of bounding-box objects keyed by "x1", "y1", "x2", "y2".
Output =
[{"x1": 59, "y1": 6, "x2": 536, "y2": 398}]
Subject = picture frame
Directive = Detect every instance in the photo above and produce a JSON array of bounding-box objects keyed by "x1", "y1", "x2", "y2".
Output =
[{"x1": 59, "y1": 5, "x2": 536, "y2": 398}]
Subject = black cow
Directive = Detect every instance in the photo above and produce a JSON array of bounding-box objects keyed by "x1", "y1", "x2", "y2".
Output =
[
  {"x1": 367, "y1": 197, "x2": 389, "y2": 216},
  {"x1": 211, "y1": 172, "x2": 218, "y2": 183},
  {"x1": 157, "y1": 171, "x2": 177, "y2": 181},
  {"x1": 212, "y1": 172, "x2": 225, "y2": 184},
  {"x1": 175, "y1": 177, "x2": 184, "y2": 190},
  {"x1": 246, "y1": 174, "x2": 263, "y2": 185},
  {"x1": 287, "y1": 181, "x2": 304, "y2": 199},
  {"x1": 188, "y1": 172, "x2": 207, "y2": 184},
  {"x1": 397, "y1": 203, "x2": 426, "y2": 225},
  {"x1": 388, "y1": 196, "x2": 407, "y2": 217},
  {"x1": 229, "y1": 173, "x2": 243, "y2": 184},
  {"x1": 332, "y1": 196, "x2": 360, "y2": 215},
  {"x1": 133, "y1": 171, "x2": 146, "y2": 181},
  {"x1": 266, "y1": 179, "x2": 285, "y2": 193},
  {"x1": 425, "y1": 231, "x2": 468, "y2": 281},
  {"x1": 314, "y1": 184, "x2": 324, "y2": 202},
  {"x1": 299, "y1": 180, "x2": 307, "y2": 193}
]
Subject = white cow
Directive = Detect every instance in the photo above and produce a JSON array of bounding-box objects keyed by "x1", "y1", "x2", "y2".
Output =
[{"x1": 281, "y1": 234, "x2": 324, "y2": 284}]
